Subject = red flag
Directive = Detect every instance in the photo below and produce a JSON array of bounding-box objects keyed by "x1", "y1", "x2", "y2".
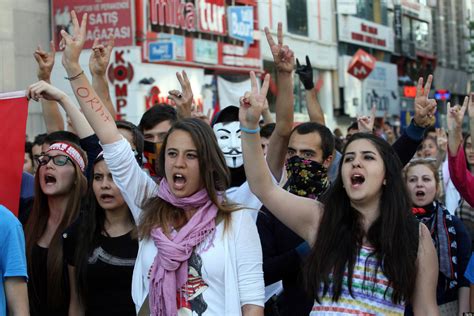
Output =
[{"x1": 0, "y1": 92, "x2": 28, "y2": 216}]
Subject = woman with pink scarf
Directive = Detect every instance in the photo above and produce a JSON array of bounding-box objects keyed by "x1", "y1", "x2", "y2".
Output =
[{"x1": 55, "y1": 10, "x2": 264, "y2": 316}]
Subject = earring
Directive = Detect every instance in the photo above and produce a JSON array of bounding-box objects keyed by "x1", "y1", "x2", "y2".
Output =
[{"x1": 383, "y1": 179, "x2": 387, "y2": 185}]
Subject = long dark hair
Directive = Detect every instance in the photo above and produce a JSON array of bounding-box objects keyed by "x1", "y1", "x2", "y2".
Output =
[
  {"x1": 73, "y1": 157, "x2": 136, "y2": 304},
  {"x1": 139, "y1": 118, "x2": 240, "y2": 238},
  {"x1": 305, "y1": 133, "x2": 419, "y2": 305},
  {"x1": 25, "y1": 141, "x2": 88, "y2": 309}
]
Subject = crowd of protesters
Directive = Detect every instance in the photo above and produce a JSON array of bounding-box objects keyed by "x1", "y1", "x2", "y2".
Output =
[{"x1": 3, "y1": 10, "x2": 474, "y2": 316}]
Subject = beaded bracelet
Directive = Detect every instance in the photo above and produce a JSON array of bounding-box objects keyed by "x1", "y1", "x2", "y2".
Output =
[
  {"x1": 65, "y1": 70, "x2": 84, "y2": 81},
  {"x1": 240, "y1": 125, "x2": 261, "y2": 134}
]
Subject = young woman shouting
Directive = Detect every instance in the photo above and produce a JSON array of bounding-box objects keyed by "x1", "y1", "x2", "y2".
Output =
[{"x1": 239, "y1": 71, "x2": 439, "y2": 315}]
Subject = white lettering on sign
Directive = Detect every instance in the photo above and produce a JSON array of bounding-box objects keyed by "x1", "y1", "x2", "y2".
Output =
[
  {"x1": 198, "y1": 0, "x2": 226, "y2": 34},
  {"x1": 223, "y1": 55, "x2": 260, "y2": 67},
  {"x1": 86, "y1": 26, "x2": 131, "y2": 41},
  {"x1": 359, "y1": 54, "x2": 375, "y2": 65},
  {"x1": 150, "y1": 0, "x2": 197, "y2": 32},
  {"x1": 352, "y1": 66, "x2": 367, "y2": 76},
  {"x1": 223, "y1": 44, "x2": 245, "y2": 56},
  {"x1": 230, "y1": 12, "x2": 252, "y2": 37},
  {"x1": 89, "y1": 12, "x2": 119, "y2": 26}
]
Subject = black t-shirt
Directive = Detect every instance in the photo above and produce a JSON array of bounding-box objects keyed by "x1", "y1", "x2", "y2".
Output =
[
  {"x1": 29, "y1": 244, "x2": 69, "y2": 316},
  {"x1": 63, "y1": 224, "x2": 138, "y2": 316}
]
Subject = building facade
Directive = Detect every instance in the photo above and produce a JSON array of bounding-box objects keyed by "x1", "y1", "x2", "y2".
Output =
[{"x1": 259, "y1": 0, "x2": 338, "y2": 129}]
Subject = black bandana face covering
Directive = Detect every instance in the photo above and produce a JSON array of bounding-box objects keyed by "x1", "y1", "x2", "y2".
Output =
[{"x1": 285, "y1": 156, "x2": 329, "y2": 199}]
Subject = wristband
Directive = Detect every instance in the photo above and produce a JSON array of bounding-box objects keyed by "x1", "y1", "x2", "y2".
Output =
[
  {"x1": 240, "y1": 125, "x2": 260, "y2": 134},
  {"x1": 65, "y1": 70, "x2": 84, "y2": 81}
]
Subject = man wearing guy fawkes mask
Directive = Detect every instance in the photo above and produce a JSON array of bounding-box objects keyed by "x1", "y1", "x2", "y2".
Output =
[
  {"x1": 212, "y1": 106, "x2": 279, "y2": 218},
  {"x1": 258, "y1": 122, "x2": 335, "y2": 316},
  {"x1": 212, "y1": 106, "x2": 246, "y2": 187}
]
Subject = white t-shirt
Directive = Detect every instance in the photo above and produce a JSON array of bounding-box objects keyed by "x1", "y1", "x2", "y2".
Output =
[{"x1": 102, "y1": 138, "x2": 265, "y2": 314}]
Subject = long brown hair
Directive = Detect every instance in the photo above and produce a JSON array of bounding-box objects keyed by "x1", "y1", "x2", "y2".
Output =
[
  {"x1": 305, "y1": 133, "x2": 419, "y2": 305},
  {"x1": 139, "y1": 118, "x2": 240, "y2": 238},
  {"x1": 24, "y1": 141, "x2": 88, "y2": 308}
]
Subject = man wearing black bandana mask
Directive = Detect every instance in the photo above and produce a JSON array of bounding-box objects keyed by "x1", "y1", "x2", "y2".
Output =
[{"x1": 258, "y1": 122, "x2": 335, "y2": 316}]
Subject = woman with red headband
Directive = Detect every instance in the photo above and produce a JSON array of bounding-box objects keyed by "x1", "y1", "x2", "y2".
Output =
[{"x1": 23, "y1": 140, "x2": 87, "y2": 315}]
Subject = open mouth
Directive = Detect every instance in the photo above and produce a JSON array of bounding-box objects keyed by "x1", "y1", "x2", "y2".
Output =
[
  {"x1": 100, "y1": 194, "x2": 115, "y2": 201},
  {"x1": 415, "y1": 190, "x2": 425, "y2": 197},
  {"x1": 350, "y1": 174, "x2": 365, "y2": 186},
  {"x1": 173, "y1": 173, "x2": 187, "y2": 189},
  {"x1": 44, "y1": 175, "x2": 57, "y2": 184}
]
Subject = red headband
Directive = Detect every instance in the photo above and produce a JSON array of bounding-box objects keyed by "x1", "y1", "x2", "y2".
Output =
[{"x1": 47, "y1": 142, "x2": 85, "y2": 172}]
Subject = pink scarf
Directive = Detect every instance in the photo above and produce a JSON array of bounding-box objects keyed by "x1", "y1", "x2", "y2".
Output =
[{"x1": 149, "y1": 178, "x2": 218, "y2": 316}]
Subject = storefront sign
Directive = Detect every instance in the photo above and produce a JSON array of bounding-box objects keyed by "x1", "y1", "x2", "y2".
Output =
[
  {"x1": 227, "y1": 6, "x2": 254, "y2": 46},
  {"x1": 149, "y1": 0, "x2": 226, "y2": 34},
  {"x1": 144, "y1": 1, "x2": 261, "y2": 71},
  {"x1": 52, "y1": 0, "x2": 133, "y2": 49},
  {"x1": 222, "y1": 43, "x2": 260, "y2": 68},
  {"x1": 149, "y1": 0, "x2": 197, "y2": 31},
  {"x1": 347, "y1": 49, "x2": 376, "y2": 80},
  {"x1": 148, "y1": 41, "x2": 175, "y2": 61},
  {"x1": 193, "y1": 39, "x2": 218, "y2": 64},
  {"x1": 340, "y1": 55, "x2": 399, "y2": 117},
  {"x1": 338, "y1": 15, "x2": 394, "y2": 52},
  {"x1": 107, "y1": 50, "x2": 134, "y2": 120},
  {"x1": 198, "y1": 0, "x2": 226, "y2": 34},
  {"x1": 336, "y1": 0, "x2": 357, "y2": 15}
]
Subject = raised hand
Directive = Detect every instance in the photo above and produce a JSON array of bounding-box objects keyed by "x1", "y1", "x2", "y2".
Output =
[
  {"x1": 89, "y1": 37, "x2": 114, "y2": 76},
  {"x1": 436, "y1": 128, "x2": 448, "y2": 152},
  {"x1": 239, "y1": 71, "x2": 270, "y2": 129},
  {"x1": 264, "y1": 23, "x2": 294, "y2": 73},
  {"x1": 60, "y1": 10, "x2": 88, "y2": 73},
  {"x1": 34, "y1": 41, "x2": 56, "y2": 82},
  {"x1": 447, "y1": 97, "x2": 468, "y2": 131},
  {"x1": 168, "y1": 71, "x2": 194, "y2": 118},
  {"x1": 191, "y1": 108, "x2": 212, "y2": 125},
  {"x1": 27, "y1": 81, "x2": 67, "y2": 103},
  {"x1": 357, "y1": 105, "x2": 376, "y2": 133},
  {"x1": 414, "y1": 75, "x2": 437, "y2": 127},
  {"x1": 469, "y1": 93, "x2": 474, "y2": 118},
  {"x1": 295, "y1": 55, "x2": 314, "y2": 90}
]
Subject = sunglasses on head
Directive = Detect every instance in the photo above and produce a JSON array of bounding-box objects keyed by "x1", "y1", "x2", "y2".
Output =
[{"x1": 36, "y1": 154, "x2": 73, "y2": 167}]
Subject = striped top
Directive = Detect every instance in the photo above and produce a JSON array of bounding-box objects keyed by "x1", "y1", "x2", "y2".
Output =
[{"x1": 310, "y1": 246, "x2": 405, "y2": 315}]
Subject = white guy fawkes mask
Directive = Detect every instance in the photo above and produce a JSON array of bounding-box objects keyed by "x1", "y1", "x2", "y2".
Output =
[{"x1": 213, "y1": 121, "x2": 243, "y2": 168}]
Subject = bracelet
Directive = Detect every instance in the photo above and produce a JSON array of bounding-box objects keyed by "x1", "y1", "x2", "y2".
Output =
[
  {"x1": 65, "y1": 70, "x2": 84, "y2": 81},
  {"x1": 240, "y1": 125, "x2": 260, "y2": 134}
]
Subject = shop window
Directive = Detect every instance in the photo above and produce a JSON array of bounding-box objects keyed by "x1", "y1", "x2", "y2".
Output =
[
  {"x1": 286, "y1": 0, "x2": 308, "y2": 36},
  {"x1": 412, "y1": 19, "x2": 432, "y2": 52}
]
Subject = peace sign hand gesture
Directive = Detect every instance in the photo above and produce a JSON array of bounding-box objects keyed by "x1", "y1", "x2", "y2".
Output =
[
  {"x1": 264, "y1": 23, "x2": 294, "y2": 73},
  {"x1": 239, "y1": 71, "x2": 271, "y2": 129},
  {"x1": 59, "y1": 10, "x2": 88, "y2": 73},
  {"x1": 168, "y1": 71, "x2": 194, "y2": 118},
  {"x1": 414, "y1": 75, "x2": 437, "y2": 127}
]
